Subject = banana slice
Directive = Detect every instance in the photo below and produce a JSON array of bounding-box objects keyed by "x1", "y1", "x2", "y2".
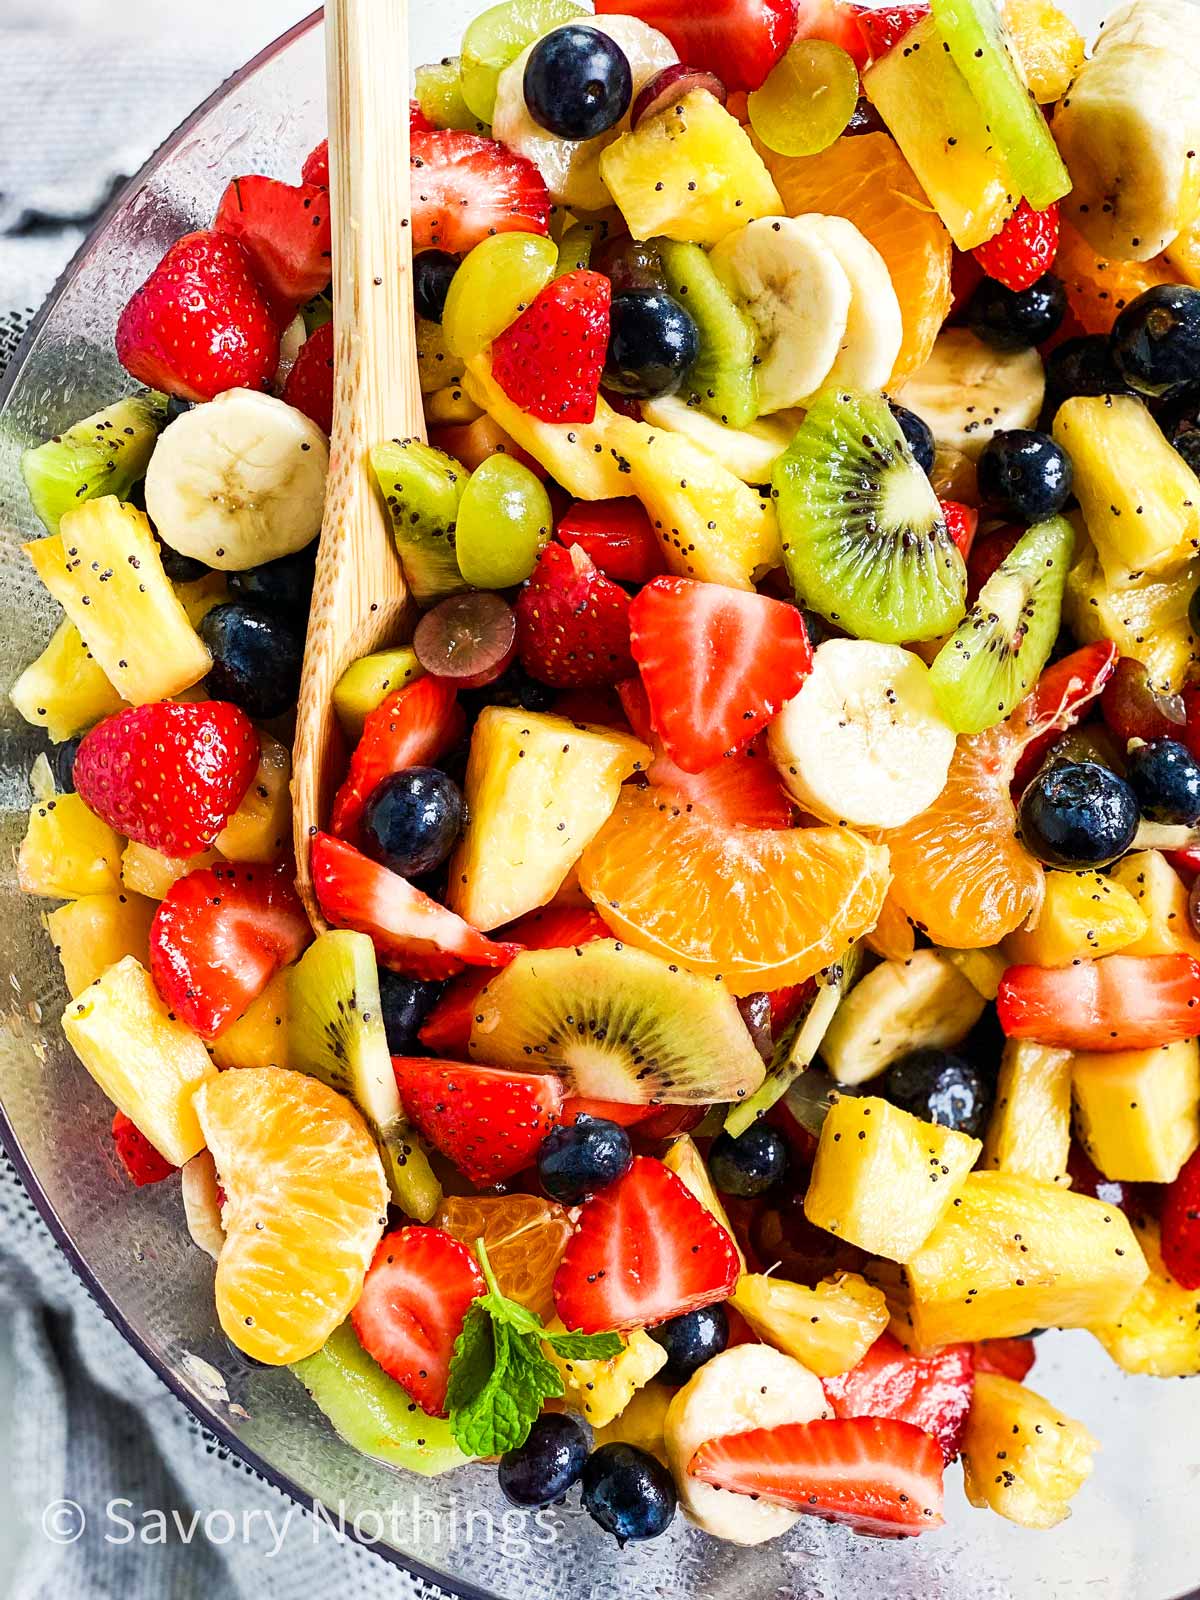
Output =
[
  {"x1": 801, "y1": 215, "x2": 903, "y2": 392},
  {"x1": 819, "y1": 949, "x2": 987, "y2": 1086},
  {"x1": 144, "y1": 388, "x2": 328, "y2": 572},
  {"x1": 894, "y1": 328, "x2": 1044, "y2": 461},
  {"x1": 640, "y1": 395, "x2": 803, "y2": 484},
  {"x1": 181, "y1": 1151, "x2": 224, "y2": 1261},
  {"x1": 767, "y1": 639, "x2": 956, "y2": 830},
  {"x1": 709, "y1": 217, "x2": 852, "y2": 414},
  {"x1": 664, "y1": 1344, "x2": 830, "y2": 1545},
  {"x1": 492, "y1": 17, "x2": 678, "y2": 212}
]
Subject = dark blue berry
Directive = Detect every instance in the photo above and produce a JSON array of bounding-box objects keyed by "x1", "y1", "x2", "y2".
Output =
[
  {"x1": 156, "y1": 539, "x2": 210, "y2": 584},
  {"x1": 499, "y1": 1412, "x2": 590, "y2": 1508},
  {"x1": 200, "y1": 601, "x2": 303, "y2": 719},
  {"x1": 459, "y1": 659, "x2": 557, "y2": 722},
  {"x1": 413, "y1": 250, "x2": 460, "y2": 323},
  {"x1": 976, "y1": 429, "x2": 1073, "y2": 521},
  {"x1": 49, "y1": 737, "x2": 81, "y2": 793},
  {"x1": 524, "y1": 25, "x2": 633, "y2": 140},
  {"x1": 1043, "y1": 334, "x2": 1135, "y2": 418},
  {"x1": 377, "y1": 969, "x2": 444, "y2": 1054},
  {"x1": 888, "y1": 401, "x2": 935, "y2": 475},
  {"x1": 538, "y1": 1116, "x2": 632, "y2": 1204},
  {"x1": 1126, "y1": 737, "x2": 1200, "y2": 826},
  {"x1": 1112, "y1": 285, "x2": 1200, "y2": 399},
  {"x1": 707, "y1": 1123, "x2": 789, "y2": 1198},
  {"x1": 967, "y1": 272, "x2": 1067, "y2": 351},
  {"x1": 1019, "y1": 760, "x2": 1139, "y2": 868},
  {"x1": 1160, "y1": 391, "x2": 1200, "y2": 479},
  {"x1": 581, "y1": 1442, "x2": 676, "y2": 1545},
  {"x1": 647, "y1": 1304, "x2": 729, "y2": 1384},
  {"x1": 604, "y1": 290, "x2": 699, "y2": 400},
  {"x1": 844, "y1": 96, "x2": 888, "y2": 136},
  {"x1": 884, "y1": 1048, "x2": 992, "y2": 1138},
  {"x1": 362, "y1": 766, "x2": 464, "y2": 878},
  {"x1": 165, "y1": 395, "x2": 196, "y2": 425},
  {"x1": 228, "y1": 547, "x2": 316, "y2": 619}
]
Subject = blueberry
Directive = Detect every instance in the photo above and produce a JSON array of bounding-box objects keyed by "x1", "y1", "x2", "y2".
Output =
[
  {"x1": 156, "y1": 539, "x2": 210, "y2": 584},
  {"x1": 362, "y1": 766, "x2": 464, "y2": 878},
  {"x1": 844, "y1": 96, "x2": 888, "y2": 136},
  {"x1": 976, "y1": 429, "x2": 1073, "y2": 521},
  {"x1": 228, "y1": 547, "x2": 316, "y2": 619},
  {"x1": 1019, "y1": 760, "x2": 1139, "y2": 868},
  {"x1": 1159, "y1": 391, "x2": 1200, "y2": 478},
  {"x1": 581, "y1": 1442, "x2": 676, "y2": 1545},
  {"x1": 1126, "y1": 737, "x2": 1200, "y2": 826},
  {"x1": 49, "y1": 736, "x2": 81, "y2": 793},
  {"x1": 888, "y1": 400, "x2": 935, "y2": 474},
  {"x1": 538, "y1": 1116, "x2": 632, "y2": 1204},
  {"x1": 647, "y1": 1304, "x2": 729, "y2": 1385},
  {"x1": 459, "y1": 660, "x2": 557, "y2": 721},
  {"x1": 413, "y1": 250, "x2": 460, "y2": 323},
  {"x1": 524, "y1": 25, "x2": 633, "y2": 141},
  {"x1": 604, "y1": 290, "x2": 699, "y2": 400},
  {"x1": 378, "y1": 969, "x2": 444, "y2": 1054},
  {"x1": 499, "y1": 1412, "x2": 590, "y2": 1508},
  {"x1": 1112, "y1": 285, "x2": 1200, "y2": 399},
  {"x1": 1043, "y1": 334, "x2": 1135, "y2": 417},
  {"x1": 707, "y1": 1123, "x2": 789, "y2": 1198},
  {"x1": 966, "y1": 272, "x2": 1067, "y2": 352},
  {"x1": 884, "y1": 1048, "x2": 992, "y2": 1138},
  {"x1": 200, "y1": 602, "x2": 303, "y2": 719},
  {"x1": 165, "y1": 395, "x2": 196, "y2": 425}
]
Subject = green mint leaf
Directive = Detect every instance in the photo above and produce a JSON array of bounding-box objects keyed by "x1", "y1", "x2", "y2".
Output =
[
  {"x1": 474, "y1": 1237, "x2": 548, "y2": 1337},
  {"x1": 505, "y1": 1332, "x2": 565, "y2": 1419},
  {"x1": 451, "y1": 1320, "x2": 517, "y2": 1457},
  {"x1": 451, "y1": 1323, "x2": 563, "y2": 1457},
  {"x1": 545, "y1": 1330, "x2": 625, "y2": 1361},
  {"x1": 445, "y1": 1303, "x2": 494, "y2": 1417}
]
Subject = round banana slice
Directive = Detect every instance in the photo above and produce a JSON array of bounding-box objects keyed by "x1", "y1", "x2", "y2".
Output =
[
  {"x1": 709, "y1": 217, "x2": 852, "y2": 414},
  {"x1": 144, "y1": 387, "x2": 329, "y2": 571},
  {"x1": 893, "y1": 328, "x2": 1044, "y2": 460},
  {"x1": 640, "y1": 394, "x2": 804, "y2": 483},
  {"x1": 767, "y1": 639, "x2": 957, "y2": 830},
  {"x1": 801, "y1": 214, "x2": 903, "y2": 392},
  {"x1": 664, "y1": 1344, "x2": 830, "y2": 1545},
  {"x1": 492, "y1": 16, "x2": 678, "y2": 212}
]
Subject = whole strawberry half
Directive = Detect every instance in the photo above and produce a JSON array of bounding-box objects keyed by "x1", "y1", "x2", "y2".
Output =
[
  {"x1": 75, "y1": 701, "x2": 260, "y2": 857},
  {"x1": 411, "y1": 130, "x2": 550, "y2": 255},
  {"x1": 491, "y1": 270, "x2": 611, "y2": 424},
  {"x1": 393, "y1": 1058, "x2": 564, "y2": 1185},
  {"x1": 213, "y1": 174, "x2": 332, "y2": 324},
  {"x1": 281, "y1": 320, "x2": 335, "y2": 435},
  {"x1": 331, "y1": 676, "x2": 464, "y2": 844},
  {"x1": 974, "y1": 200, "x2": 1061, "y2": 294},
  {"x1": 823, "y1": 1332, "x2": 975, "y2": 1463},
  {"x1": 112, "y1": 1111, "x2": 177, "y2": 1187},
  {"x1": 515, "y1": 542, "x2": 634, "y2": 689},
  {"x1": 115, "y1": 230, "x2": 280, "y2": 401}
]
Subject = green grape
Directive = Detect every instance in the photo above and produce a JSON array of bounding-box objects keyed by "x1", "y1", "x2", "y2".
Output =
[
  {"x1": 460, "y1": 0, "x2": 587, "y2": 123},
  {"x1": 747, "y1": 38, "x2": 860, "y2": 158},
  {"x1": 442, "y1": 232, "x2": 558, "y2": 358},
  {"x1": 414, "y1": 57, "x2": 491, "y2": 135},
  {"x1": 455, "y1": 455, "x2": 552, "y2": 589}
]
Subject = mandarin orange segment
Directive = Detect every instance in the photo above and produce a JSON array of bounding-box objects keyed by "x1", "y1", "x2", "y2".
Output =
[
  {"x1": 755, "y1": 131, "x2": 953, "y2": 382},
  {"x1": 194, "y1": 1066, "x2": 388, "y2": 1365},
  {"x1": 437, "y1": 1193, "x2": 573, "y2": 1321},
  {"x1": 1055, "y1": 222, "x2": 1179, "y2": 335},
  {"x1": 864, "y1": 889, "x2": 918, "y2": 962},
  {"x1": 578, "y1": 785, "x2": 890, "y2": 996},
  {"x1": 1164, "y1": 214, "x2": 1200, "y2": 287}
]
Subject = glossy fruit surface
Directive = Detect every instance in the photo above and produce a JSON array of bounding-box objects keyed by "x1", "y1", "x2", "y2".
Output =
[
  {"x1": 442, "y1": 231, "x2": 559, "y2": 358},
  {"x1": 823, "y1": 1332, "x2": 974, "y2": 1464},
  {"x1": 889, "y1": 401, "x2": 935, "y2": 474},
  {"x1": 1126, "y1": 738, "x2": 1200, "y2": 827},
  {"x1": 1042, "y1": 334, "x2": 1134, "y2": 417},
  {"x1": 966, "y1": 272, "x2": 1066, "y2": 351},
  {"x1": 378, "y1": 970, "x2": 445, "y2": 1055},
  {"x1": 414, "y1": 592, "x2": 518, "y2": 689},
  {"x1": 632, "y1": 64, "x2": 728, "y2": 126},
  {"x1": 883, "y1": 1048, "x2": 992, "y2": 1138},
  {"x1": 972, "y1": 199, "x2": 1060, "y2": 294},
  {"x1": 393, "y1": 1058, "x2": 563, "y2": 1185},
  {"x1": 976, "y1": 430, "x2": 1072, "y2": 521},
  {"x1": 228, "y1": 548, "x2": 316, "y2": 619},
  {"x1": 455, "y1": 454, "x2": 552, "y2": 589},
  {"x1": 331, "y1": 676, "x2": 463, "y2": 843},
  {"x1": 747, "y1": 37, "x2": 859, "y2": 157},
  {"x1": 1112, "y1": 286, "x2": 1200, "y2": 400},
  {"x1": 500, "y1": 1413, "x2": 591, "y2": 1507},
  {"x1": 707, "y1": 1125, "x2": 790, "y2": 1198},
  {"x1": 582, "y1": 1442, "x2": 677, "y2": 1543},
  {"x1": 647, "y1": 1304, "x2": 730, "y2": 1384},
  {"x1": 413, "y1": 250, "x2": 460, "y2": 323},
  {"x1": 998, "y1": 954, "x2": 1200, "y2": 1052},
  {"x1": 604, "y1": 291, "x2": 699, "y2": 400},
  {"x1": 201, "y1": 603, "x2": 304, "y2": 720},
  {"x1": 1018, "y1": 761, "x2": 1139, "y2": 868},
  {"x1": 1054, "y1": 221, "x2": 1177, "y2": 336},
  {"x1": 437, "y1": 1192, "x2": 573, "y2": 1320},
  {"x1": 362, "y1": 767, "x2": 464, "y2": 878},
  {"x1": 538, "y1": 1116, "x2": 633, "y2": 1204},
  {"x1": 524, "y1": 24, "x2": 634, "y2": 138}
]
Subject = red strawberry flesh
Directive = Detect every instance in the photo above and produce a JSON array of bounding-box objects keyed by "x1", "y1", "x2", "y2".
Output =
[
  {"x1": 411, "y1": 130, "x2": 551, "y2": 255},
  {"x1": 556, "y1": 498, "x2": 667, "y2": 585},
  {"x1": 515, "y1": 542, "x2": 634, "y2": 688},
  {"x1": 595, "y1": 0, "x2": 801, "y2": 89},
  {"x1": 112, "y1": 1111, "x2": 177, "y2": 1186},
  {"x1": 213, "y1": 174, "x2": 332, "y2": 324},
  {"x1": 823, "y1": 1332, "x2": 974, "y2": 1463},
  {"x1": 331, "y1": 675, "x2": 464, "y2": 844},
  {"x1": 282, "y1": 319, "x2": 335, "y2": 436},
  {"x1": 974, "y1": 200, "x2": 1061, "y2": 294},
  {"x1": 491, "y1": 270, "x2": 611, "y2": 425},
  {"x1": 393, "y1": 1058, "x2": 564, "y2": 1185},
  {"x1": 998, "y1": 954, "x2": 1200, "y2": 1052}
]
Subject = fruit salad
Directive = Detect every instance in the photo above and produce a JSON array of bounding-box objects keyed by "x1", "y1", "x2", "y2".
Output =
[{"x1": 18, "y1": 0, "x2": 1200, "y2": 1553}]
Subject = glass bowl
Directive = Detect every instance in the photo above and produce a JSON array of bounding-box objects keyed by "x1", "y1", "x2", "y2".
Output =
[{"x1": 0, "y1": 5, "x2": 1197, "y2": 1597}]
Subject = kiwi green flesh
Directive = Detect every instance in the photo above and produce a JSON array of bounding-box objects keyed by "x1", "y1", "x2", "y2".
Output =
[
  {"x1": 772, "y1": 387, "x2": 967, "y2": 644},
  {"x1": 369, "y1": 438, "x2": 469, "y2": 607},
  {"x1": 22, "y1": 393, "x2": 166, "y2": 535},
  {"x1": 658, "y1": 239, "x2": 759, "y2": 429},
  {"x1": 929, "y1": 514, "x2": 1074, "y2": 734},
  {"x1": 467, "y1": 938, "x2": 766, "y2": 1104}
]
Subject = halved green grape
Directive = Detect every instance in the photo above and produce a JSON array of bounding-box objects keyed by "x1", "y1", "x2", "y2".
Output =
[
  {"x1": 460, "y1": 0, "x2": 586, "y2": 124},
  {"x1": 442, "y1": 232, "x2": 559, "y2": 358},
  {"x1": 414, "y1": 56, "x2": 491, "y2": 134},
  {"x1": 747, "y1": 38, "x2": 859, "y2": 158},
  {"x1": 455, "y1": 455, "x2": 553, "y2": 588}
]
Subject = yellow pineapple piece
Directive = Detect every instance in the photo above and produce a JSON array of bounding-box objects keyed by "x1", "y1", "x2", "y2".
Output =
[
  {"x1": 1090, "y1": 1218, "x2": 1200, "y2": 1377},
  {"x1": 1002, "y1": 869, "x2": 1148, "y2": 967},
  {"x1": 425, "y1": 383, "x2": 484, "y2": 427},
  {"x1": 962, "y1": 1372, "x2": 1098, "y2": 1529},
  {"x1": 942, "y1": 947, "x2": 1007, "y2": 1000},
  {"x1": 24, "y1": 498, "x2": 211, "y2": 704},
  {"x1": 18, "y1": 793, "x2": 123, "y2": 898},
  {"x1": 803, "y1": 1095, "x2": 981, "y2": 1263},
  {"x1": 121, "y1": 840, "x2": 222, "y2": 900},
  {"x1": 210, "y1": 967, "x2": 290, "y2": 1070},
  {"x1": 333, "y1": 648, "x2": 424, "y2": 740},
  {"x1": 62, "y1": 955, "x2": 216, "y2": 1165},
  {"x1": 1072, "y1": 1038, "x2": 1200, "y2": 1183},
  {"x1": 446, "y1": 707, "x2": 650, "y2": 930},
  {"x1": 545, "y1": 1321, "x2": 667, "y2": 1428},
  {"x1": 1004, "y1": 0, "x2": 1085, "y2": 103},
  {"x1": 11, "y1": 617, "x2": 123, "y2": 743},
  {"x1": 904, "y1": 1171, "x2": 1148, "y2": 1346},
  {"x1": 599, "y1": 91, "x2": 782, "y2": 245},
  {"x1": 731, "y1": 1271, "x2": 889, "y2": 1377},
  {"x1": 215, "y1": 732, "x2": 290, "y2": 863},
  {"x1": 175, "y1": 571, "x2": 230, "y2": 628},
  {"x1": 663, "y1": 1134, "x2": 745, "y2": 1270},
  {"x1": 982, "y1": 1040, "x2": 1073, "y2": 1184},
  {"x1": 45, "y1": 891, "x2": 156, "y2": 998},
  {"x1": 1109, "y1": 849, "x2": 1200, "y2": 959},
  {"x1": 1065, "y1": 540, "x2": 1198, "y2": 694},
  {"x1": 594, "y1": 1382, "x2": 671, "y2": 1465}
]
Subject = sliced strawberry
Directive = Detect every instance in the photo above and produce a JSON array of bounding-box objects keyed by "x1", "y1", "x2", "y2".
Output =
[
  {"x1": 616, "y1": 676, "x2": 657, "y2": 743},
  {"x1": 331, "y1": 676, "x2": 464, "y2": 843},
  {"x1": 940, "y1": 499, "x2": 978, "y2": 561},
  {"x1": 1009, "y1": 640, "x2": 1120, "y2": 793},
  {"x1": 302, "y1": 140, "x2": 330, "y2": 186},
  {"x1": 312, "y1": 832, "x2": 519, "y2": 980},
  {"x1": 822, "y1": 1333, "x2": 974, "y2": 1463},
  {"x1": 411, "y1": 130, "x2": 551, "y2": 255},
  {"x1": 974, "y1": 1337, "x2": 1037, "y2": 1383},
  {"x1": 556, "y1": 499, "x2": 668, "y2": 584},
  {"x1": 393, "y1": 1058, "x2": 563, "y2": 1185},
  {"x1": 561, "y1": 1097, "x2": 658, "y2": 1128},
  {"x1": 553, "y1": 1155, "x2": 740, "y2": 1333},
  {"x1": 115, "y1": 230, "x2": 280, "y2": 401},
  {"x1": 416, "y1": 972, "x2": 492, "y2": 1055},
  {"x1": 595, "y1": 0, "x2": 800, "y2": 88},
  {"x1": 213, "y1": 175, "x2": 332, "y2": 323},
  {"x1": 852, "y1": 3, "x2": 929, "y2": 61},
  {"x1": 75, "y1": 701, "x2": 259, "y2": 857},
  {"x1": 1163, "y1": 1146, "x2": 1200, "y2": 1289},
  {"x1": 149, "y1": 860, "x2": 311, "y2": 1039},
  {"x1": 515, "y1": 542, "x2": 634, "y2": 689},
  {"x1": 506, "y1": 904, "x2": 612, "y2": 948},
  {"x1": 997, "y1": 954, "x2": 1200, "y2": 1052},
  {"x1": 491, "y1": 270, "x2": 611, "y2": 425},
  {"x1": 690, "y1": 1415, "x2": 945, "y2": 1538},
  {"x1": 282, "y1": 320, "x2": 334, "y2": 435},
  {"x1": 974, "y1": 200, "x2": 1061, "y2": 295},
  {"x1": 351, "y1": 1225, "x2": 485, "y2": 1416},
  {"x1": 967, "y1": 524, "x2": 1022, "y2": 604},
  {"x1": 629, "y1": 576, "x2": 812, "y2": 773},
  {"x1": 112, "y1": 1111, "x2": 177, "y2": 1186}
]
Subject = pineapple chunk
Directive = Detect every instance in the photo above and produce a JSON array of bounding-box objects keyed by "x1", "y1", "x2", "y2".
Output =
[
  {"x1": 803, "y1": 1094, "x2": 981, "y2": 1263},
  {"x1": 446, "y1": 708, "x2": 650, "y2": 930},
  {"x1": 1054, "y1": 397, "x2": 1200, "y2": 579},
  {"x1": 1090, "y1": 1219, "x2": 1200, "y2": 1377},
  {"x1": 333, "y1": 648, "x2": 423, "y2": 740},
  {"x1": 210, "y1": 967, "x2": 290, "y2": 1070},
  {"x1": 904, "y1": 1171, "x2": 1148, "y2": 1346},
  {"x1": 545, "y1": 1322, "x2": 667, "y2": 1428},
  {"x1": 61, "y1": 955, "x2": 216, "y2": 1166},
  {"x1": 982, "y1": 1040, "x2": 1073, "y2": 1184},
  {"x1": 11, "y1": 618, "x2": 123, "y2": 743},
  {"x1": 215, "y1": 732, "x2": 290, "y2": 863},
  {"x1": 18, "y1": 793, "x2": 123, "y2": 898},
  {"x1": 1072, "y1": 1038, "x2": 1200, "y2": 1183},
  {"x1": 731, "y1": 1271, "x2": 889, "y2": 1377},
  {"x1": 45, "y1": 891, "x2": 155, "y2": 997},
  {"x1": 663, "y1": 1134, "x2": 745, "y2": 1270},
  {"x1": 962, "y1": 1372, "x2": 1098, "y2": 1529},
  {"x1": 1065, "y1": 540, "x2": 1198, "y2": 695},
  {"x1": 1002, "y1": 869, "x2": 1149, "y2": 967},
  {"x1": 594, "y1": 1382, "x2": 671, "y2": 1465},
  {"x1": 599, "y1": 91, "x2": 782, "y2": 245},
  {"x1": 24, "y1": 497, "x2": 211, "y2": 705},
  {"x1": 121, "y1": 841, "x2": 221, "y2": 900},
  {"x1": 1108, "y1": 849, "x2": 1200, "y2": 960},
  {"x1": 942, "y1": 947, "x2": 1007, "y2": 1000}
]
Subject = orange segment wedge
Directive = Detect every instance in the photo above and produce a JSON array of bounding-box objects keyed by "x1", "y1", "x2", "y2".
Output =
[
  {"x1": 194, "y1": 1067, "x2": 388, "y2": 1365},
  {"x1": 578, "y1": 785, "x2": 890, "y2": 996},
  {"x1": 1055, "y1": 221, "x2": 1179, "y2": 335},
  {"x1": 437, "y1": 1193, "x2": 572, "y2": 1322}
]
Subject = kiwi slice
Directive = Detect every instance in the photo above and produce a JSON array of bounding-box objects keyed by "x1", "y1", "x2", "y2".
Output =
[
  {"x1": 288, "y1": 930, "x2": 442, "y2": 1221},
  {"x1": 414, "y1": 56, "x2": 491, "y2": 135},
  {"x1": 332, "y1": 647, "x2": 424, "y2": 739},
  {"x1": 370, "y1": 438, "x2": 470, "y2": 608},
  {"x1": 22, "y1": 393, "x2": 166, "y2": 535},
  {"x1": 658, "y1": 240, "x2": 758, "y2": 429},
  {"x1": 468, "y1": 938, "x2": 765, "y2": 1104},
  {"x1": 929, "y1": 514, "x2": 1074, "y2": 734},
  {"x1": 773, "y1": 387, "x2": 968, "y2": 644}
]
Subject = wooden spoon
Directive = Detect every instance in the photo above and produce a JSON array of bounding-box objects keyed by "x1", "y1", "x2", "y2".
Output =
[{"x1": 292, "y1": 0, "x2": 424, "y2": 929}]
